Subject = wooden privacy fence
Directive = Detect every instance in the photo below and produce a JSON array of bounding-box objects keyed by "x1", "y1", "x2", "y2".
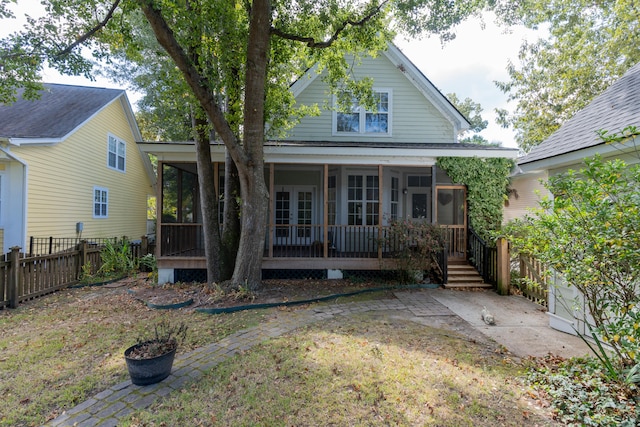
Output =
[
  {"x1": 0, "y1": 237, "x2": 153, "y2": 309},
  {"x1": 517, "y1": 253, "x2": 548, "y2": 307}
]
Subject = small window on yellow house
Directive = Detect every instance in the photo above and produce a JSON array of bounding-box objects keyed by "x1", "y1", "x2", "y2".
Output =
[{"x1": 93, "y1": 186, "x2": 108, "y2": 218}]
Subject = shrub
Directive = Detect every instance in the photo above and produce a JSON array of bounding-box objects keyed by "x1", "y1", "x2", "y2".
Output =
[
  {"x1": 505, "y1": 155, "x2": 640, "y2": 376},
  {"x1": 379, "y1": 218, "x2": 445, "y2": 283}
]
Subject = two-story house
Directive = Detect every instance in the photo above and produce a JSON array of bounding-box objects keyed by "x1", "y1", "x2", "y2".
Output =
[
  {"x1": 0, "y1": 84, "x2": 156, "y2": 254},
  {"x1": 140, "y1": 44, "x2": 518, "y2": 283}
]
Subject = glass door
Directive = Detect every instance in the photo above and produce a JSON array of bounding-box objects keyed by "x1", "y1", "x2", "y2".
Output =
[
  {"x1": 435, "y1": 186, "x2": 467, "y2": 259},
  {"x1": 274, "y1": 186, "x2": 315, "y2": 245}
]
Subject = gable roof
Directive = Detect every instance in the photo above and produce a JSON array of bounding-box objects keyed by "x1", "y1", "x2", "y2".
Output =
[
  {"x1": 289, "y1": 43, "x2": 471, "y2": 135},
  {"x1": 0, "y1": 83, "x2": 142, "y2": 144},
  {"x1": 520, "y1": 62, "x2": 640, "y2": 166}
]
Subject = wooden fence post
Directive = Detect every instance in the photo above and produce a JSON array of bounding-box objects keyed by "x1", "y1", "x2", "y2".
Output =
[
  {"x1": 496, "y1": 238, "x2": 510, "y2": 296},
  {"x1": 8, "y1": 246, "x2": 20, "y2": 308},
  {"x1": 77, "y1": 241, "x2": 88, "y2": 279},
  {"x1": 141, "y1": 235, "x2": 148, "y2": 256}
]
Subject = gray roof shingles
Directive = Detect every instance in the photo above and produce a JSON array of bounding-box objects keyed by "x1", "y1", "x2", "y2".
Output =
[
  {"x1": 520, "y1": 62, "x2": 640, "y2": 165},
  {"x1": 0, "y1": 83, "x2": 124, "y2": 139}
]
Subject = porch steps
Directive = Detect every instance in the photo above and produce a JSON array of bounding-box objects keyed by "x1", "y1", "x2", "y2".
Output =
[{"x1": 445, "y1": 262, "x2": 492, "y2": 289}]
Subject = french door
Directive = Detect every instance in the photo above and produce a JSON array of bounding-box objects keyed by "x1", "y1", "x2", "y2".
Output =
[{"x1": 274, "y1": 186, "x2": 315, "y2": 245}]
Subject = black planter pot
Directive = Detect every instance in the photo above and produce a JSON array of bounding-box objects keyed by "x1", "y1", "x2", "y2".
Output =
[{"x1": 124, "y1": 342, "x2": 177, "y2": 386}]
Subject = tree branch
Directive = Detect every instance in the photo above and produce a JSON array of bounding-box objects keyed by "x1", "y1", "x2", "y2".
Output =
[
  {"x1": 55, "y1": 0, "x2": 122, "y2": 58},
  {"x1": 138, "y1": 0, "x2": 246, "y2": 166},
  {"x1": 270, "y1": 1, "x2": 387, "y2": 48}
]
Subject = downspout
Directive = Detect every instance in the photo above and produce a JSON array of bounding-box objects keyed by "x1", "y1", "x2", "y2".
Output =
[{"x1": 0, "y1": 142, "x2": 29, "y2": 253}]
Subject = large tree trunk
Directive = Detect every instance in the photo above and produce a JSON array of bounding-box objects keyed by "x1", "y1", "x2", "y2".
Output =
[
  {"x1": 221, "y1": 151, "x2": 240, "y2": 281},
  {"x1": 140, "y1": 0, "x2": 271, "y2": 289},
  {"x1": 230, "y1": 0, "x2": 271, "y2": 289},
  {"x1": 193, "y1": 115, "x2": 222, "y2": 284}
]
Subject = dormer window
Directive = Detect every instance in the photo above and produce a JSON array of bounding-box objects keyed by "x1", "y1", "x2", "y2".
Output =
[{"x1": 334, "y1": 90, "x2": 391, "y2": 136}]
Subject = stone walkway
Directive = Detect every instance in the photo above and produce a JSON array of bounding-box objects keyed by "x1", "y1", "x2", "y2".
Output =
[{"x1": 44, "y1": 289, "x2": 588, "y2": 427}]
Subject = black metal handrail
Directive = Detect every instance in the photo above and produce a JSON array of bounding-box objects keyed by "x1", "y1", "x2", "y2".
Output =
[{"x1": 467, "y1": 228, "x2": 497, "y2": 286}]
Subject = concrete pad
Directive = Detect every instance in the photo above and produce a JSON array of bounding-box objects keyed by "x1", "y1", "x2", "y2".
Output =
[{"x1": 429, "y1": 288, "x2": 593, "y2": 359}]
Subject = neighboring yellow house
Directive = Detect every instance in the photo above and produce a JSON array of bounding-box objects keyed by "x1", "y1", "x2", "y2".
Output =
[{"x1": 0, "y1": 83, "x2": 155, "y2": 254}]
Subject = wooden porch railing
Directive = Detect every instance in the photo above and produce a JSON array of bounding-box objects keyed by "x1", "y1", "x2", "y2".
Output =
[{"x1": 441, "y1": 225, "x2": 466, "y2": 259}]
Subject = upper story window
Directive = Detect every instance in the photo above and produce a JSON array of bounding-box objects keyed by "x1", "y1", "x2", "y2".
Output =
[
  {"x1": 93, "y1": 186, "x2": 108, "y2": 218},
  {"x1": 334, "y1": 90, "x2": 391, "y2": 136},
  {"x1": 108, "y1": 134, "x2": 126, "y2": 172}
]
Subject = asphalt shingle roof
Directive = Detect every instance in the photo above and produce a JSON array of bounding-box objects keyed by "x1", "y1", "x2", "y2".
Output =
[
  {"x1": 0, "y1": 83, "x2": 124, "y2": 139},
  {"x1": 520, "y1": 62, "x2": 640, "y2": 165}
]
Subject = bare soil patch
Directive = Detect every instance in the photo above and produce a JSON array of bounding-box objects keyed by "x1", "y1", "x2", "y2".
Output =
[{"x1": 127, "y1": 276, "x2": 400, "y2": 310}]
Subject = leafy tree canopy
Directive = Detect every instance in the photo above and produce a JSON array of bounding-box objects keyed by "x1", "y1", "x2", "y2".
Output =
[
  {"x1": 494, "y1": 0, "x2": 640, "y2": 152},
  {"x1": 447, "y1": 92, "x2": 490, "y2": 145}
]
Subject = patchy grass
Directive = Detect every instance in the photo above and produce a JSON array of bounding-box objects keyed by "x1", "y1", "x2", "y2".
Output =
[
  {"x1": 0, "y1": 284, "x2": 267, "y2": 427},
  {"x1": 124, "y1": 313, "x2": 555, "y2": 426}
]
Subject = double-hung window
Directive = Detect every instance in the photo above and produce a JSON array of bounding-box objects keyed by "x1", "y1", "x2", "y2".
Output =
[
  {"x1": 93, "y1": 187, "x2": 108, "y2": 218},
  {"x1": 108, "y1": 134, "x2": 126, "y2": 172},
  {"x1": 335, "y1": 90, "x2": 391, "y2": 135}
]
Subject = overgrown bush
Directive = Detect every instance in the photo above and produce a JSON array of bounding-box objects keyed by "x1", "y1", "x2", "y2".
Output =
[
  {"x1": 505, "y1": 155, "x2": 640, "y2": 377},
  {"x1": 97, "y1": 238, "x2": 138, "y2": 278},
  {"x1": 379, "y1": 218, "x2": 445, "y2": 283}
]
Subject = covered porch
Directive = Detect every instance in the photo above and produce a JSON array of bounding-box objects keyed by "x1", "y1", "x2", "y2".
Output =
[{"x1": 139, "y1": 141, "x2": 516, "y2": 282}]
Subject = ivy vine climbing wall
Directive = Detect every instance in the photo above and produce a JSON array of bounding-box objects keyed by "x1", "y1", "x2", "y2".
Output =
[{"x1": 436, "y1": 157, "x2": 514, "y2": 240}]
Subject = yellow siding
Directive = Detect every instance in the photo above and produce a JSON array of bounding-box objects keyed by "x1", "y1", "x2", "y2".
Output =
[
  {"x1": 503, "y1": 171, "x2": 549, "y2": 223},
  {"x1": 12, "y1": 99, "x2": 154, "y2": 240}
]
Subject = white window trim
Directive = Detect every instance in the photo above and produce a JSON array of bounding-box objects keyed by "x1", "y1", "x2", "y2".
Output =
[
  {"x1": 93, "y1": 186, "x2": 109, "y2": 219},
  {"x1": 107, "y1": 133, "x2": 126, "y2": 173},
  {"x1": 332, "y1": 88, "x2": 393, "y2": 137}
]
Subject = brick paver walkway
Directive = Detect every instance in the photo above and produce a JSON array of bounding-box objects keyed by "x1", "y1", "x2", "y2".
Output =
[{"x1": 44, "y1": 291, "x2": 460, "y2": 427}]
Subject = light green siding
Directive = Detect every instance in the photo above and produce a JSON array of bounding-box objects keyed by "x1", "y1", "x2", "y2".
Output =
[
  {"x1": 285, "y1": 55, "x2": 455, "y2": 144},
  {"x1": 12, "y1": 99, "x2": 153, "y2": 240}
]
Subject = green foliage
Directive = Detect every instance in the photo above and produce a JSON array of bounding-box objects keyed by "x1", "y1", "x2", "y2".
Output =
[
  {"x1": 436, "y1": 156, "x2": 514, "y2": 239},
  {"x1": 505, "y1": 155, "x2": 640, "y2": 369},
  {"x1": 97, "y1": 238, "x2": 138, "y2": 278},
  {"x1": 495, "y1": 0, "x2": 640, "y2": 151},
  {"x1": 379, "y1": 218, "x2": 445, "y2": 283},
  {"x1": 527, "y1": 356, "x2": 638, "y2": 426},
  {"x1": 446, "y1": 93, "x2": 490, "y2": 145}
]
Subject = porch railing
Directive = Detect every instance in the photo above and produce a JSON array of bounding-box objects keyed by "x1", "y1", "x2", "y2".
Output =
[
  {"x1": 467, "y1": 228, "x2": 497, "y2": 286},
  {"x1": 159, "y1": 222, "x2": 451, "y2": 283}
]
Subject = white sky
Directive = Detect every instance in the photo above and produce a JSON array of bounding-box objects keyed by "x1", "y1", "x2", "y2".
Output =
[{"x1": 2, "y1": 3, "x2": 543, "y2": 148}]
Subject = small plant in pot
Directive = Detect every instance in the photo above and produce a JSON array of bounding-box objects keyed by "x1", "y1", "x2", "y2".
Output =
[{"x1": 124, "y1": 320, "x2": 188, "y2": 386}]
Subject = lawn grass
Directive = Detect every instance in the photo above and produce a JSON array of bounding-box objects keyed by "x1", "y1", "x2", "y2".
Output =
[
  {"x1": 0, "y1": 285, "x2": 267, "y2": 427},
  {"x1": 124, "y1": 313, "x2": 556, "y2": 426}
]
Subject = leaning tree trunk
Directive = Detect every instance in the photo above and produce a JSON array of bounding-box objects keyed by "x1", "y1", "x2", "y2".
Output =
[{"x1": 194, "y1": 115, "x2": 222, "y2": 285}]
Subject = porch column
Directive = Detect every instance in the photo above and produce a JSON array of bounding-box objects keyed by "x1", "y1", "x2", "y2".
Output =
[
  {"x1": 156, "y1": 161, "x2": 163, "y2": 258},
  {"x1": 323, "y1": 164, "x2": 329, "y2": 258},
  {"x1": 268, "y1": 163, "x2": 274, "y2": 258},
  {"x1": 378, "y1": 165, "x2": 383, "y2": 261}
]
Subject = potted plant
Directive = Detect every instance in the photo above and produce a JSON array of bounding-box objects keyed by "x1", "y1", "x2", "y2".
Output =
[{"x1": 124, "y1": 320, "x2": 188, "y2": 386}]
